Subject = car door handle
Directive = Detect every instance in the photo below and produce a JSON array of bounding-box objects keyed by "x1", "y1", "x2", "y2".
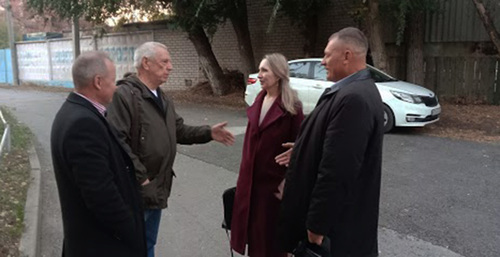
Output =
[{"x1": 312, "y1": 85, "x2": 323, "y2": 89}]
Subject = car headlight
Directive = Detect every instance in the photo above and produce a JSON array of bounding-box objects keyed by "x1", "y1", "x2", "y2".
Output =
[{"x1": 390, "y1": 90, "x2": 423, "y2": 104}]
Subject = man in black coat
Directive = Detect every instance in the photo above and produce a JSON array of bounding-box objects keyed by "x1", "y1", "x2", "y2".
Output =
[
  {"x1": 51, "y1": 51, "x2": 146, "y2": 257},
  {"x1": 278, "y1": 27, "x2": 384, "y2": 257}
]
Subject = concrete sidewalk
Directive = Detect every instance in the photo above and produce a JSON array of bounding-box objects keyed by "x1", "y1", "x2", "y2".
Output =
[
  {"x1": 155, "y1": 153, "x2": 465, "y2": 257},
  {"x1": 19, "y1": 147, "x2": 465, "y2": 257},
  {"x1": 19, "y1": 144, "x2": 42, "y2": 257}
]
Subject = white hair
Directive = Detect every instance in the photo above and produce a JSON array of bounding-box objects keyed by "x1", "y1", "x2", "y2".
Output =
[{"x1": 134, "y1": 42, "x2": 169, "y2": 69}]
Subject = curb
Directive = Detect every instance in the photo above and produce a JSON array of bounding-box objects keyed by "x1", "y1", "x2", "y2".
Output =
[{"x1": 19, "y1": 143, "x2": 41, "y2": 257}]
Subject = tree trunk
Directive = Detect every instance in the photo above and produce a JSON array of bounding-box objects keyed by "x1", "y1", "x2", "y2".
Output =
[
  {"x1": 471, "y1": 0, "x2": 500, "y2": 56},
  {"x1": 366, "y1": 0, "x2": 390, "y2": 73},
  {"x1": 302, "y1": 14, "x2": 319, "y2": 57},
  {"x1": 229, "y1": 0, "x2": 256, "y2": 76},
  {"x1": 406, "y1": 10, "x2": 425, "y2": 85},
  {"x1": 188, "y1": 24, "x2": 229, "y2": 96}
]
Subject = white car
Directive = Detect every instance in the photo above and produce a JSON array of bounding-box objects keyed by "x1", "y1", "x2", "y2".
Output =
[{"x1": 245, "y1": 58, "x2": 441, "y2": 132}]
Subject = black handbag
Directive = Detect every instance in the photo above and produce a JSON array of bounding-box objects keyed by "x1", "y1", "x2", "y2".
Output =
[
  {"x1": 222, "y1": 187, "x2": 236, "y2": 257},
  {"x1": 222, "y1": 186, "x2": 236, "y2": 230}
]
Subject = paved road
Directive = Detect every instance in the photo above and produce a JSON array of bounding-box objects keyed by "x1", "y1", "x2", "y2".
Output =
[{"x1": 1, "y1": 87, "x2": 499, "y2": 257}]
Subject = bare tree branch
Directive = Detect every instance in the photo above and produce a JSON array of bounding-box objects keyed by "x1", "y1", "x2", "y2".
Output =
[{"x1": 471, "y1": 0, "x2": 500, "y2": 57}]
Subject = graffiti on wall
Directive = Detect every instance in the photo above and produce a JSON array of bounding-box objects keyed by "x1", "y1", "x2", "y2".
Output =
[
  {"x1": 17, "y1": 43, "x2": 50, "y2": 81},
  {"x1": 16, "y1": 32, "x2": 153, "y2": 86}
]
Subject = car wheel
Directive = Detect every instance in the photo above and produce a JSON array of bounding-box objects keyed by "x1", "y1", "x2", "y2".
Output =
[{"x1": 383, "y1": 105, "x2": 394, "y2": 133}]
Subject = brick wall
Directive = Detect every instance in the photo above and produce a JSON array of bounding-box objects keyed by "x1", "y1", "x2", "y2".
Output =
[
  {"x1": 211, "y1": 23, "x2": 244, "y2": 72},
  {"x1": 153, "y1": 29, "x2": 201, "y2": 90}
]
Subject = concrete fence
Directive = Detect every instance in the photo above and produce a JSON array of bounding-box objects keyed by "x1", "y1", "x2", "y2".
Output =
[{"x1": 13, "y1": 31, "x2": 154, "y2": 88}]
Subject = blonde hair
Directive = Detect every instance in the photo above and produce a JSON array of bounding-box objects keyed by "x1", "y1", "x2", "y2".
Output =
[{"x1": 263, "y1": 53, "x2": 301, "y2": 115}]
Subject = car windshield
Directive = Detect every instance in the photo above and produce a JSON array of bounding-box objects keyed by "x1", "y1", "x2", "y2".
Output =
[
  {"x1": 369, "y1": 66, "x2": 398, "y2": 82},
  {"x1": 288, "y1": 60, "x2": 398, "y2": 83}
]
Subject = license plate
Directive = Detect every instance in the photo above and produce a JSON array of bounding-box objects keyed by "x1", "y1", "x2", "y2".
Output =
[{"x1": 431, "y1": 107, "x2": 441, "y2": 116}]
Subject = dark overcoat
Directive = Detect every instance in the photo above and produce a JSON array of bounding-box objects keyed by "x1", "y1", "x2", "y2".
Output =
[
  {"x1": 231, "y1": 91, "x2": 304, "y2": 256},
  {"x1": 51, "y1": 93, "x2": 146, "y2": 257},
  {"x1": 278, "y1": 69, "x2": 384, "y2": 257}
]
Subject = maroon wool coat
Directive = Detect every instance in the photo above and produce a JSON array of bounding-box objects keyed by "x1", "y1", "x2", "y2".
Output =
[{"x1": 231, "y1": 91, "x2": 304, "y2": 256}]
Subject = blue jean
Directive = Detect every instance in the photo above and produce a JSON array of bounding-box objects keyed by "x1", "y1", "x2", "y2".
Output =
[{"x1": 144, "y1": 209, "x2": 162, "y2": 257}]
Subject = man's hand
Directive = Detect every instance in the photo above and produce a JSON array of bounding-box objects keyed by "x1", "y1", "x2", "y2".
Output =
[
  {"x1": 141, "y1": 178, "x2": 150, "y2": 186},
  {"x1": 211, "y1": 122, "x2": 235, "y2": 146},
  {"x1": 275, "y1": 142, "x2": 294, "y2": 167},
  {"x1": 307, "y1": 230, "x2": 324, "y2": 246}
]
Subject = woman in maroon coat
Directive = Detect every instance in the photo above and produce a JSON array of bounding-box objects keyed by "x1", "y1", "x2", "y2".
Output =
[{"x1": 231, "y1": 53, "x2": 304, "y2": 257}]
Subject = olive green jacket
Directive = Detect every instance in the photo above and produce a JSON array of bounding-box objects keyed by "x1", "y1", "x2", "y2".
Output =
[{"x1": 107, "y1": 74, "x2": 212, "y2": 209}]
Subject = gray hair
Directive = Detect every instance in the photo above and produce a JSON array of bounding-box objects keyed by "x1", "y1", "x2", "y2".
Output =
[
  {"x1": 72, "y1": 51, "x2": 112, "y2": 89},
  {"x1": 134, "y1": 42, "x2": 169, "y2": 69},
  {"x1": 329, "y1": 27, "x2": 369, "y2": 55}
]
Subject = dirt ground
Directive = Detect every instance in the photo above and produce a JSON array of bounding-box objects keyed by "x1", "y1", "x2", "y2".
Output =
[{"x1": 2, "y1": 83, "x2": 500, "y2": 144}]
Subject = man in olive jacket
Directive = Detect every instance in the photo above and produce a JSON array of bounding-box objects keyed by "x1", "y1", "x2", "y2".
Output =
[
  {"x1": 278, "y1": 27, "x2": 384, "y2": 257},
  {"x1": 107, "y1": 42, "x2": 235, "y2": 257}
]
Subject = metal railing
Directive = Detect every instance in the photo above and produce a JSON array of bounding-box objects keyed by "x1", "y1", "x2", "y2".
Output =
[{"x1": 0, "y1": 109, "x2": 11, "y2": 166}]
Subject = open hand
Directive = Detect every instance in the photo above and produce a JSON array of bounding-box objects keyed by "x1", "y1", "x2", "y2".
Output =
[{"x1": 211, "y1": 122, "x2": 235, "y2": 146}]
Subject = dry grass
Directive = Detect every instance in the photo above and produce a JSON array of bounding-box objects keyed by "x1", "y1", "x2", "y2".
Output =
[{"x1": 0, "y1": 107, "x2": 32, "y2": 257}]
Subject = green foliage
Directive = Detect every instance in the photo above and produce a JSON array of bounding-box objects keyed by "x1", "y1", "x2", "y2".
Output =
[
  {"x1": 0, "y1": 20, "x2": 8, "y2": 49},
  {"x1": 381, "y1": 0, "x2": 439, "y2": 45},
  {"x1": 212, "y1": 0, "x2": 245, "y2": 21},
  {"x1": 0, "y1": 13, "x2": 20, "y2": 49},
  {"x1": 26, "y1": 0, "x2": 225, "y2": 36},
  {"x1": 345, "y1": 0, "x2": 440, "y2": 45},
  {"x1": 170, "y1": 0, "x2": 222, "y2": 35},
  {"x1": 347, "y1": 1, "x2": 369, "y2": 27},
  {"x1": 26, "y1": 0, "x2": 121, "y2": 22},
  {"x1": 266, "y1": 0, "x2": 331, "y2": 31}
]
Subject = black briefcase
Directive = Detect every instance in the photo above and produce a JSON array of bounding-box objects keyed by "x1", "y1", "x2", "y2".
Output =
[
  {"x1": 293, "y1": 237, "x2": 331, "y2": 257},
  {"x1": 222, "y1": 187, "x2": 236, "y2": 230}
]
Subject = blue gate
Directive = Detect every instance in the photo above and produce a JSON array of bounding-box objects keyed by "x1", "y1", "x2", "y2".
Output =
[{"x1": 0, "y1": 49, "x2": 13, "y2": 84}]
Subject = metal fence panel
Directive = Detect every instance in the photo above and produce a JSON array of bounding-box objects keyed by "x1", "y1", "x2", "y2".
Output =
[
  {"x1": 0, "y1": 49, "x2": 13, "y2": 84},
  {"x1": 426, "y1": 0, "x2": 500, "y2": 42}
]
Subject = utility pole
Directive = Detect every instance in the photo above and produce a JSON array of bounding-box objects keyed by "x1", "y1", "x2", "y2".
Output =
[
  {"x1": 6, "y1": 0, "x2": 19, "y2": 86},
  {"x1": 72, "y1": 16, "x2": 81, "y2": 59}
]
